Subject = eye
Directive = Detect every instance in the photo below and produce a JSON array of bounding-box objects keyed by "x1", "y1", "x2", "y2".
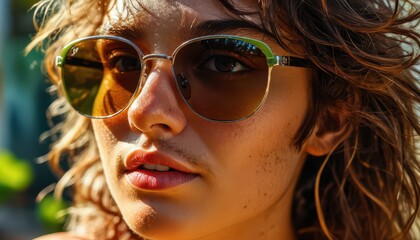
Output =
[
  {"x1": 200, "y1": 55, "x2": 249, "y2": 73},
  {"x1": 109, "y1": 55, "x2": 141, "y2": 73}
]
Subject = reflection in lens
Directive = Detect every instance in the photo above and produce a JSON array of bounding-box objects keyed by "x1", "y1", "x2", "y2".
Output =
[
  {"x1": 173, "y1": 38, "x2": 269, "y2": 121},
  {"x1": 62, "y1": 38, "x2": 141, "y2": 117}
]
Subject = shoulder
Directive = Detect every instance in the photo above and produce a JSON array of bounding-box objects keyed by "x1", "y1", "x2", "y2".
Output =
[{"x1": 33, "y1": 232, "x2": 90, "y2": 240}]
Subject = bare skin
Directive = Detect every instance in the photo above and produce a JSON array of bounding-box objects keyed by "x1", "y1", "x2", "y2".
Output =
[{"x1": 36, "y1": 0, "x2": 347, "y2": 239}]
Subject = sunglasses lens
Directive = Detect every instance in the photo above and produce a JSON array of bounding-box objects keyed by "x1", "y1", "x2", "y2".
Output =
[
  {"x1": 173, "y1": 38, "x2": 269, "y2": 121},
  {"x1": 61, "y1": 38, "x2": 141, "y2": 117}
]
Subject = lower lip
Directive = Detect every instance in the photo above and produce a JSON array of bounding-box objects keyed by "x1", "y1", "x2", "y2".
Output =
[{"x1": 125, "y1": 169, "x2": 198, "y2": 190}]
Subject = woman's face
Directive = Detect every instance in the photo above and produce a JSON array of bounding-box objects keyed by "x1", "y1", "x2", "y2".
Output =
[{"x1": 91, "y1": 0, "x2": 313, "y2": 239}]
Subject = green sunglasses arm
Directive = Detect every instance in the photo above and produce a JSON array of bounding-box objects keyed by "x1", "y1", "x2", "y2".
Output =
[
  {"x1": 268, "y1": 56, "x2": 311, "y2": 68},
  {"x1": 56, "y1": 56, "x2": 63, "y2": 67},
  {"x1": 56, "y1": 56, "x2": 103, "y2": 70},
  {"x1": 56, "y1": 39, "x2": 88, "y2": 68},
  {"x1": 228, "y1": 36, "x2": 310, "y2": 68},
  {"x1": 56, "y1": 42, "x2": 77, "y2": 68}
]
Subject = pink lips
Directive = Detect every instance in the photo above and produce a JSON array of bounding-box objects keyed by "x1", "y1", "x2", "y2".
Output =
[{"x1": 124, "y1": 150, "x2": 198, "y2": 190}]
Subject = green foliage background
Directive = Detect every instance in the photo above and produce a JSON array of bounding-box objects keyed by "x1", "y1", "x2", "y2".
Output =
[{"x1": 0, "y1": 150, "x2": 33, "y2": 203}]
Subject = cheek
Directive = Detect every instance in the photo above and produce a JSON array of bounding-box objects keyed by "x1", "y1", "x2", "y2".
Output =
[
  {"x1": 242, "y1": 147, "x2": 300, "y2": 213},
  {"x1": 96, "y1": 111, "x2": 133, "y2": 140},
  {"x1": 91, "y1": 119, "x2": 124, "y2": 187},
  {"x1": 197, "y1": 90, "x2": 307, "y2": 167},
  {"x1": 190, "y1": 73, "x2": 310, "y2": 210},
  {"x1": 91, "y1": 119, "x2": 133, "y2": 209},
  {"x1": 198, "y1": 68, "x2": 312, "y2": 151},
  {"x1": 190, "y1": 109, "x2": 306, "y2": 217},
  {"x1": 217, "y1": 116, "x2": 302, "y2": 188},
  {"x1": 191, "y1": 122, "x2": 304, "y2": 229},
  {"x1": 92, "y1": 119, "x2": 120, "y2": 153}
]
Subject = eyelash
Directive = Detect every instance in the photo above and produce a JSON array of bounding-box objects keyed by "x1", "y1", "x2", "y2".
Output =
[
  {"x1": 201, "y1": 50, "x2": 258, "y2": 69},
  {"x1": 104, "y1": 50, "x2": 137, "y2": 67},
  {"x1": 202, "y1": 39, "x2": 264, "y2": 57}
]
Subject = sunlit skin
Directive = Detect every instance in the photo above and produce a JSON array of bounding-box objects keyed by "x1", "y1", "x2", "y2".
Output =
[
  {"x1": 36, "y1": 0, "x2": 343, "y2": 240},
  {"x1": 90, "y1": 0, "x2": 319, "y2": 240}
]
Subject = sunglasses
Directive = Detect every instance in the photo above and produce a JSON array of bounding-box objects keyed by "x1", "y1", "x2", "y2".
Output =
[{"x1": 56, "y1": 35, "x2": 310, "y2": 122}]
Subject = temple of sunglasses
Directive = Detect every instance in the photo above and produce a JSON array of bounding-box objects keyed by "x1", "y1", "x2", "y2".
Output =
[{"x1": 56, "y1": 35, "x2": 311, "y2": 122}]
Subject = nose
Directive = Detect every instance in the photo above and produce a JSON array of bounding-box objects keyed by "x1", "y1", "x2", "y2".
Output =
[{"x1": 127, "y1": 59, "x2": 187, "y2": 139}]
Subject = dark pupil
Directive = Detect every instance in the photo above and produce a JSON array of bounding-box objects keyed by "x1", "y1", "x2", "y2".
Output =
[
  {"x1": 214, "y1": 56, "x2": 236, "y2": 72},
  {"x1": 116, "y1": 57, "x2": 141, "y2": 72}
]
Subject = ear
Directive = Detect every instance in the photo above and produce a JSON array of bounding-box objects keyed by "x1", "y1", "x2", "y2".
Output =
[{"x1": 304, "y1": 106, "x2": 351, "y2": 156}]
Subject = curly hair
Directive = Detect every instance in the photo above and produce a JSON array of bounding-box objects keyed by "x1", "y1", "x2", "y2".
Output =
[{"x1": 27, "y1": 0, "x2": 420, "y2": 239}]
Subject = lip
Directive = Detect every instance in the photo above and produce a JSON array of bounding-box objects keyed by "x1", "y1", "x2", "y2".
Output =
[{"x1": 124, "y1": 150, "x2": 199, "y2": 190}]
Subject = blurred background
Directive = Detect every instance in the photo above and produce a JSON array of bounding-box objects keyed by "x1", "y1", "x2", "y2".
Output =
[
  {"x1": 1, "y1": 0, "x2": 67, "y2": 239},
  {"x1": 0, "y1": 1, "x2": 418, "y2": 240}
]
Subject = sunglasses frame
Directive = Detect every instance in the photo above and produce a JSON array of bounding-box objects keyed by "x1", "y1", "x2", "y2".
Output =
[{"x1": 56, "y1": 35, "x2": 310, "y2": 122}]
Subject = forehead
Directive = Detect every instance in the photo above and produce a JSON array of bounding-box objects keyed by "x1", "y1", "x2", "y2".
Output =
[{"x1": 101, "y1": 0, "x2": 263, "y2": 41}]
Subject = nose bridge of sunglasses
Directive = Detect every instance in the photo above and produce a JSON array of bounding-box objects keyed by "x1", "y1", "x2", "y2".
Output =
[
  {"x1": 141, "y1": 53, "x2": 174, "y2": 72},
  {"x1": 143, "y1": 54, "x2": 174, "y2": 63},
  {"x1": 137, "y1": 53, "x2": 178, "y2": 90},
  {"x1": 141, "y1": 53, "x2": 176, "y2": 80}
]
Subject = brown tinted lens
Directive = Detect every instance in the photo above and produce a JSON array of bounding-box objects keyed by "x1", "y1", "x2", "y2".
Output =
[
  {"x1": 173, "y1": 38, "x2": 269, "y2": 121},
  {"x1": 62, "y1": 38, "x2": 141, "y2": 117}
]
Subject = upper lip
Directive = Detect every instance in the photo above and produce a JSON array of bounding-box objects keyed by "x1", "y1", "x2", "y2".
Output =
[{"x1": 124, "y1": 149, "x2": 197, "y2": 174}]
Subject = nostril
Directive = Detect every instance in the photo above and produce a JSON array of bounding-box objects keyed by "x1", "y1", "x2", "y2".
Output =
[
  {"x1": 152, "y1": 124, "x2": 171, "y2": 132},
  {"x1": 148, "y1": 123, "x2": 177, "y2": 141}
]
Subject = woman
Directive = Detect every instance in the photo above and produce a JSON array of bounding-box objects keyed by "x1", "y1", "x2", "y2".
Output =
[{"x1": 30, "y1": 0, "x2": 419, "y2": 239}]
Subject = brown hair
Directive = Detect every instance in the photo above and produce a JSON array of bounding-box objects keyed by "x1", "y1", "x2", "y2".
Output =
[{"x1": 28, "y1": 0, "x2": 420, "y2": 239}]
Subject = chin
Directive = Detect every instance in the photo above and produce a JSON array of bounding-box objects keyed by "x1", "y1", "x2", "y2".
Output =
[{"x1": 120, "y1": 203, "x2": 197, "y2": 240}]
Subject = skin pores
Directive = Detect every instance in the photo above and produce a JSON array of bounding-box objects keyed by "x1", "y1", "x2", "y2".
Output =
[{"x1": 92, "y1": 0, "x2": 314, "y2": 239}]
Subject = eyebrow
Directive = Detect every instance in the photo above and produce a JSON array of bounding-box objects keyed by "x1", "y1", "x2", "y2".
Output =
[
  {"x1": 185, "y1": 19, "x2": 267, "y2": 39},
  {"x1": 98, "y1": 24, "x2": 145, "y2": 41},
  {"x1": 98, "y1": 19, "x2": 269, "y2": 41}
]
